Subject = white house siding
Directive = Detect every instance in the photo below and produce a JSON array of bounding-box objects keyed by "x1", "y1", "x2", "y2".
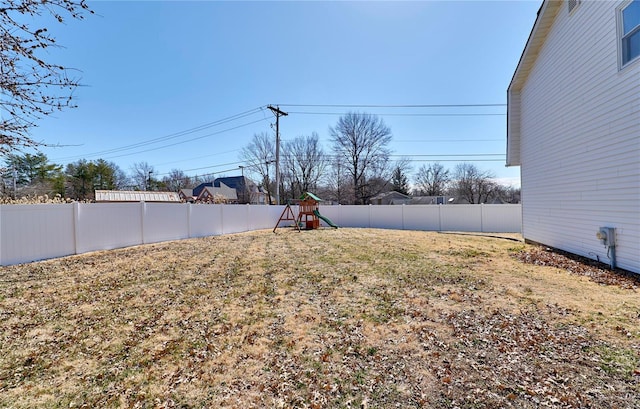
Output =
[
  {"x1": 506, "y1": 92, "x2": 521, "y2": 166},
  {"x1": 518, "y1": 1, "x2": 640, "y2": 273}
]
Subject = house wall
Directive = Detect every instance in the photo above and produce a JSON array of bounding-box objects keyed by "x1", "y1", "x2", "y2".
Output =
[{"x1": 518, "y1": 1, "x2": 640, "y2": 272}]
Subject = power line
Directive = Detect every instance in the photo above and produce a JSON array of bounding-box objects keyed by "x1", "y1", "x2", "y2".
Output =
[
  {"x1": 52, "y1": 106, "x2": 267, "y2": 162},
  {"x1": 406, "y1": 158, "x2": 506, "y2": 162},
  {"x1": 389, "y1": 154, "x2": 504, "y2": 157},
  {"x1": 156, "y1": 155, "x2": 508, "y2": 185},
  {"x1": 51, "y1": 103, "x2": 505, "y2": 163},
  {"x1": 276, "y1": 103, "x2": 506, "y2": 108},
  {"x1": 72, "y1": 117, "x2": 270, "y2": 162},
  {"x1": 157, "y1": 166, "x2": 243, "y2": 184},
  {"x1": 176, "y1": 153, "x2": 505, "y2": 175},
  {"x1": 154, "y1": 149, "x2": 242, "y2": 168},
  {"x1": 393, "y1": 139, "x2": 502, "y2": 142},
  {"x1": 287, "y1": 111, "x2": 505, "y2": 117},
  {"x1": 154, "y1": 161, "x2": 245, "y2": 178},
  {"x1": 279, "y1": 137, "x2": 503, "y2": 143}
]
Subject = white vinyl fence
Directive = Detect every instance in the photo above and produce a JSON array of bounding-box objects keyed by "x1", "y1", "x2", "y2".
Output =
[{"x1": 0, "y1": 203, "x2": 521, "y2": 266}]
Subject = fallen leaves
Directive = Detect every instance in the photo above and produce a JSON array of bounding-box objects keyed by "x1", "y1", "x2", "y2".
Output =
[
  {"x1": 514, "y1": 246, "x2": 639, "y2": 289},
  {"x1": 0, "y1": 229, "x2": 638, "y2": 408}
]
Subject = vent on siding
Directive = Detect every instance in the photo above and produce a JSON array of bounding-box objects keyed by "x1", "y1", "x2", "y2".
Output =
[{"x1": 568, "y1": 0, "x2": 579, "y2": 13}]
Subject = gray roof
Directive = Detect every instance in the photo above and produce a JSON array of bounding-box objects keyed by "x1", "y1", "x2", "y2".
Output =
[
  {"x1": 410, "y1": 196, "x2": 455, "y2": 205},
  {"x1": 371, "y1": 191, "x2": 410, "y2": 201},
  {"x1": 179, "y1": 188, "x2": 194, "y2": 197},
  {"x1": 197, "y1": 182, "x2": 237, "y2": 201}
]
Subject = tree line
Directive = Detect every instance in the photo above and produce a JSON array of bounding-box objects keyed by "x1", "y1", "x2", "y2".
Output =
[
  {"x1": 0, "y1": 154, "x2": 195, "y2": 200},
  {"x1": 240, "y1": 112, "x2": 519, "y2": 205},
  {"x1": 0, "y1": 112, "x2": 519, "y2": 204}
]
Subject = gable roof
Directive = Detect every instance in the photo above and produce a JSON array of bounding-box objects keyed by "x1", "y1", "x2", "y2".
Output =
[
  {"x1": 179, "y1": 188, "x2": 194, "y2": 199},
  {"x1": 192, "y1": 182, "x2": 213, "y2": 198},
  {"x1": 409, "y1": 196, "x2": 455, "y2": 205},
  {"x1": 193, "y1": 176, "x2": 260, "y2": 198},
  {"x1": 196, "y1": 182, "x2": 238, "y2": 202},
  {"x1": 370, "y1": 191, "x2": 411, "y2": 201},
  {"x1": 370, "y1": 191, "x2": 412, "y2": 205},
  {"x1": 301, "y1": 192, "x2": 322, "y2": 202},
  {"x1": 507, "y1": 0, "x2": 560, "y2": 166},
  {"x1": 214, "y1": 176, "x2": 258, "y2": 192}
]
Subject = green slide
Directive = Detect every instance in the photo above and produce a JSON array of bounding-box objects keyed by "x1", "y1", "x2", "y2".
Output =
[{"x1": 313, "y1": 210, "x2": 339, "y2": 229}]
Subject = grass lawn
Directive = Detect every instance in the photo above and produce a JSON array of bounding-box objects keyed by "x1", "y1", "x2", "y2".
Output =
[{"x1": 0, "y1": 228, "x2": 638, "y2": 408}]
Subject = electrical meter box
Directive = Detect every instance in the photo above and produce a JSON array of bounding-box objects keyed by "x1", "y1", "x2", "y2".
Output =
[{"x1": 596, "y1": 227, "x2": 615, "y2": 246}]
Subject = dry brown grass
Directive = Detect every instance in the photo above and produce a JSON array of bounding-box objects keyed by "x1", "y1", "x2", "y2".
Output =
[{"x1": 0, "y1": 228, "x2": 638, "y2": 408}]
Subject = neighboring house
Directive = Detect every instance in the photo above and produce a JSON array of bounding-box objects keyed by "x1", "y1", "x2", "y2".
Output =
[
  {"x1": 370, "y1": 194, "x2": 508, "y2": 205},
  {"x1": 507, "y1": 0, "x2": 639, "y2": 273},
  {"x1": 214, "y1": 176, "x2": 266, "y2": 204},
  {"x1": 409, "y1": 196, "x2": 456, "y2": 205},
  {"x1": 95, "y1": 190, "x2": 181, "y2": 203},
  {"x1": 370, "y1": 191, "x2": 411, "y2": 205},
  {"x1": 192, "y1": 182, "x2": 214, "y2": 198},
  {"x1": 196, "y1": 183, "x2": 238, "y2": 204},
  {"x1": 178, "y1": 189, "x2": 195, "y2": 203},
  {"x1": 192, "y1": 176, "x2": 266, "y2": 205}
]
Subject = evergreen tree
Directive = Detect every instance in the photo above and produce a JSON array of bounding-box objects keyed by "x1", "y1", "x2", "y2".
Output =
[{"x1": 391, "y1": 166, "x2": 410, "y2": 195}]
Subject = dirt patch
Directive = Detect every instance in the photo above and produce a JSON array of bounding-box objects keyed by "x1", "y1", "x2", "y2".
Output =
[{"x1": 0, "y1": 228, "x2": 638, "y2": 408}]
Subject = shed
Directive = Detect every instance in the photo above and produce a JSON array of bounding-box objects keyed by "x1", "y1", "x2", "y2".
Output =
[{"x1": 95, "y1": 190, "x2": 181, "y2": 203}]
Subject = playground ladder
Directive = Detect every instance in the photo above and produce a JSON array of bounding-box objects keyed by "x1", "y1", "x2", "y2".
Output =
[{"x1": 273, "y1": 204, "x2": 301, "y2": 233}]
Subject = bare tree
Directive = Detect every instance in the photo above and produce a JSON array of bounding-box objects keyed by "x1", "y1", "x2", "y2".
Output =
[
  {"x1": 281, "y1": 132, "x2": 327, "y2": 200},
  {"x1": 1, "y1": 0, "x2": 93, "y2": 152},
  {"x1": 130, "y1": 161, "x2": 155, "y2": 191},
  {"x1": 321, "y1": 156, "x2": 352, "y2": 204},
  {"x1": 239, "y1": 132, "x2": 275, "y2": 204},
  {"x1": 113, "y1": 163, "x2": 129, "y2": 190},
  {"x1": 330, "y1": 112, "x2": 392, "y2": 204},
  {"x1": 495, "y1": 184, "x2": 521, "y2": 204},
  {"x1": 162, "y1": 169, "x2": 192, "y2": 192},
  {"x1": 414, "y1": 162, "x2": 450, "y2": 196},
  {"x1": 451, "y1": 163, "x2": 498, "y2": 204}
]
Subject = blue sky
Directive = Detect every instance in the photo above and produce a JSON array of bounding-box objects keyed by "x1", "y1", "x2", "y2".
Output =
[{"x1": 26, "y1": 0, "x2": 541, "y2": 187}]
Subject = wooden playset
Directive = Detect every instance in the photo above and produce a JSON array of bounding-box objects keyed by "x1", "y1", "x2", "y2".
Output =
[{"x1": 273, "y1": 192, "x2": 338, "y2": 232}]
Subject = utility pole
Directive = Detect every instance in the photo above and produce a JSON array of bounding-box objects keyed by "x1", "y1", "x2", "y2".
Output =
[
  {"x1": 239, "y1": 165, "x2": 245, "y2": 203},
  {"x1": 267, "y1": 105, "x2": 287, "y2": 205},
  {"x1": 265, "y1": 160, "x2": 273, "y2": 205}
]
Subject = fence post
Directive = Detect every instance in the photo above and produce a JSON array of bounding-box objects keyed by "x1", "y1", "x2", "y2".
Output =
[
  {"x1": 246, "y1": 203, "x2": 250, "y2": 232},
  {"x1": 140, "y1": 201, "x2": 146, "y2": 244},
  {"x1": 480, "y1": 203, "x2": 484, "y2": 233},
  {"x1": 0, "y1": 205, "x2": 3, "y2": 265},
  {"x1": 438, "y1": 205, "x2": 442, "y2": 231},
  {"x1": 73, "y1": 202, "x2": 80, "y2": 256},
  {"x1": 219, "y1": 205, "x2": 224, "y2": 235},
  {"x1": 187, "y1": 202, "x2": 192, "y2": 238}
]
